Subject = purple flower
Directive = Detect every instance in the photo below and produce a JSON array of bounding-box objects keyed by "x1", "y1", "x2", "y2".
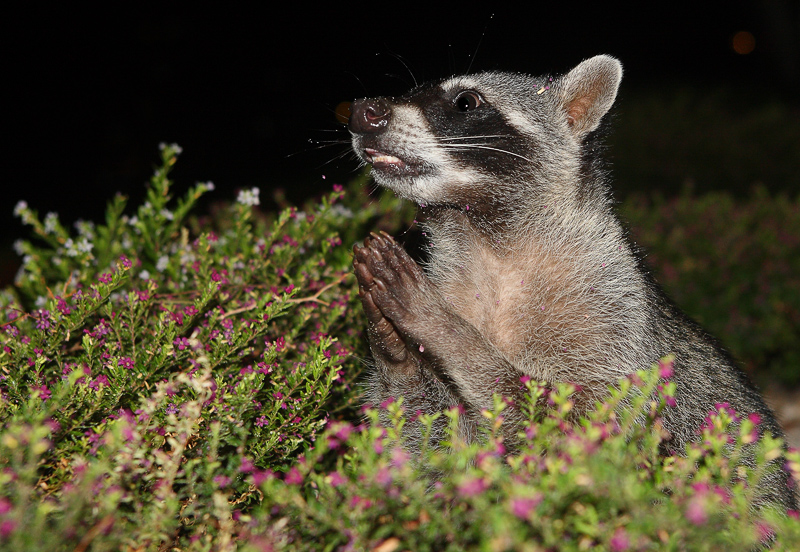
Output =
[
  {"x1": 56, "y1": 297, "x2": 71, "y2": 315},
  {"x1": 375, "y1": 467, "x2": 392, "y2": 487},
  {"x1": 255, "y1": 416, "x2": 268, "y2": 427},
  {"x1": 509, "y1": 495, "x2": 542, "y2": 519},
  {"x1": 456, "y1": 476, "x2": 488, "y2": 498},
  {"x1": 284, "y1": 467, "x2": 303, "y2": 486},
  {"x1": 251, "y1": 469, "x2": 274, "y2": 486},
  {"x1": 0, "y1": 519, "x2": 16, "y2": 539},
  {"x1": 240, "y1": 457, "x2": 255, "y2": 473},
  {"x1": 98, "y1": 272, "x2": 113, "y2": 284},
  {"x1": 390, "y1": 447, "x2": 410, "y2": 469},
  {"x1": 119, "y1": 255, "x2": 132, "y2": 269},
  {"x1": 685, "y1": 496, "x2": 708, "y2": 525},
  {"x1": 34, "y1": 310, "x2": 51, "y2": 330},
  {"x1": 658, "y1": 358, "x2": 674, "y2": 379},
  {"x1": 118, "y1": 357, "x2": 134, "y2": 370},
  {"x1": 327, "y1": 471, "x2": 346, "y2": 487},
  {"x1": 174, "y1": 337, "x2": 190, "y2": 351},
  {"x1": 609, "y1": 528, "x2": 630, "y2": 551},
  {"x1": 89, "y1": 375, "x2": 109, "y2": 390},
  {"x1": 33, "y1": 384, "x2": 51, "y2": 401},
  {"x1": 213, "y1": 475, "x2": 231, "y2": 488}
]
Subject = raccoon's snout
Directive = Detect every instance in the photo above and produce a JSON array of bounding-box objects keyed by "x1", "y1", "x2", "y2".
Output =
[{"x1": 349, "y1": 98, "x2": 391, "y2": 135}]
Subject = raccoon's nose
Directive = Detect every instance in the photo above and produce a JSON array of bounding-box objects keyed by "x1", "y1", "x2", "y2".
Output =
[{"x1": 349, "y1": 98, "x2": 391, "y2": 134}]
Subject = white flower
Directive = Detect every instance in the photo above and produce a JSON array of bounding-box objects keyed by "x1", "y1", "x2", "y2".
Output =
[
  {"x1": 74, "y1": 220, "x2": 96, "y2": 239},
  {"x1": 160, "y1": 209, "x2": 174, "y2": 221},
  {"x1": 77, "y1": 238, "x2": 93, "y2": 253},
  {"x1": 159, "y1": 142, "x2": 183, "y2": 155},
  {"x1": 13, "y1": 201, "x2": 28, "y2": 217},
  {"x1": 156, "y1": 256, "x2": 169, "y2": 272},
  {"x1": 139, "y1": 270, "x2": 151, "y2": 280},
  {"x1": 12, "y1": 240, "x2": 25, "y2": 255},
  {"x1": 44, "y1": 212, "x2": 59, "y2": 234},
  {"x1": 202, "y1": 181, "x2": 215, "y2": 191},
  {"x1": 331, "y1": 204, "x2": 354, "y2": 218},
  {"x1": 237, "y1": 187, "x2": 260, "y2": 207}
]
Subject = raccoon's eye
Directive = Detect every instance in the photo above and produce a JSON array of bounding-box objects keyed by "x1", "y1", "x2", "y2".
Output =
[{"x1": 454, "y1": 91, "x2": 483, "y2": 112}]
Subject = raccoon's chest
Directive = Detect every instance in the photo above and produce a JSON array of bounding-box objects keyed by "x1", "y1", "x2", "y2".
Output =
[{"x1": 433, "y1": 241, "x2": 584, "y2": 356}]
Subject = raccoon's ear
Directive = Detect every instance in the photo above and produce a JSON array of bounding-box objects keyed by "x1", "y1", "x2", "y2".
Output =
[{"x1": 556, "y1": 55, "x2": 622, "y2": 139}]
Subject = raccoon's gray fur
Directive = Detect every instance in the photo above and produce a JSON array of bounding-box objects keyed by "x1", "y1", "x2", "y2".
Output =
[{"x1": 349, "y1": 55, "x2": 798, "y2": 510}]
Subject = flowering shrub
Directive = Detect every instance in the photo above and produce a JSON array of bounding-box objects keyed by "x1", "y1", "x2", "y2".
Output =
[
  {"x1": 622, "y1": 187, "x2": 800, "y2": 386},
  {"x1": 0, "y1": 144, "x2": 798, "y2": 550},
  {"x1": 259, "y1": 366, "x2": 800, "y2": 551},
  {"x1": 0, "y1": 144, "x2": 411, "y2": 550}
]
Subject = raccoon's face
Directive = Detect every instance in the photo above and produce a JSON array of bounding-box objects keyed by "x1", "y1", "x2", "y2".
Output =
[
  {"x1": 349, "y1": 56, "x2": 623, "y2": 211},
  {"x1": 348, "y1": 73, "x2": 557, "y2": 207}
]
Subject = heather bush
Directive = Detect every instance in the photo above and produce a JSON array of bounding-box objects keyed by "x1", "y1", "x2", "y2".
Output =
[
  {"x1": 0, "y1": 144, "x2": 410, "y2": 550},
  {"x1": 622, "y1": 186, "x2": 800, "y2": 386},
  {"x1": 255, "y1": 366, "x2": 800, "y2": 551},
  {"x1": 1, "y1": 145, "x2": 798, "y2": 551}
]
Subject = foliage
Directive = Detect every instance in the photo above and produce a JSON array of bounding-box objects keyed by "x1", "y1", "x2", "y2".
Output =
[
  {"x1": 0, "y1": 145, "x2": 798, "y2": 550},
  {"x1": 622, "y1": 186, "x2": 800, "y2": 386},
  {"x1": 258, "y1": 366, "x2": 800, "y2": 551},
  {"x1": 0, "y1": 144, "x2": 409, "y2": 550}
]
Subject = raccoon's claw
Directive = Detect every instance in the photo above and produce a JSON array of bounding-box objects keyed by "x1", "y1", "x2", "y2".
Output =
[
  {"x1": 353, "y1": 232, "x2": 429, "y2": 334},
  {"x1": 358, "y1": 287, "x2": 414, "y2": 369},
  {"x1": 354, "y1": 241, "x2": 418, "y2": 370}
]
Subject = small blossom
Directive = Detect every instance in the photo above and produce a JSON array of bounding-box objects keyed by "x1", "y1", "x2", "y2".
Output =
[
  {"x1": 658, "y1": 358, "x2": 674, "y2": 379},
  {"x1": 509, "y1": 495, "x2": 542, "y2": 519},
  {"x1": 118, "y1": 357, "x2": 134, "y2": 370},
  {"x1": 456, "y1": 476, "x2": 488, "y2": 498},
  {"x1": 237, "y1": 187, "x2": 261, "y2": 206},
  {"x1": 13, "y1": 200, "x2": 28, "y2": 217},
  {"x1": 44, "y1": 212, "x2": 59, "y2": 233},
  {"x1": 609, "y1": 527, "x2": 630, "y2": 551},
  {"x1": 213, "y1": 475, "x2": 231, "y2": 488},
  {"x1": 685, "y1": 495, "x2": 708, "y2": 525},
  {"x1": 33, "y1": 384, "x2": 51, "y2": 401},
  {"x1": 119, "y1": 255, "x2": 132, "y2": 269},
  {"x1": 0, "y1": 519, "x2": 16, "y2": 539},
  {"x1": 284, "y1": 467, "x2": 303, "y2": 485},
  {"x1": 327, "y1": 471, "x2": 346, "y2": 487},
  {"x1": 156, "y1": 256, "x2": 169, "y2": 272},
  {"x1": 174, "y1": 338, "x2": 190, "y2": 350},
  {"x1": 159, "y1": 142, "x2": 183, "y2": 155},
  {"x1": 34, "y1": 310, "x2": 51, "y2": 330},
  {"x1": 240, "y1": 457, "x2": 255, "y2": 473},
  {"x1": 252, "y1": 469, "x2": 274, "y2": 486}
]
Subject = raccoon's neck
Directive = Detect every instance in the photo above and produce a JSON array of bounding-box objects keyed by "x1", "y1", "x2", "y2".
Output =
[{"x1": 419, "y1": 173, "x2": 617, "y2": 257}]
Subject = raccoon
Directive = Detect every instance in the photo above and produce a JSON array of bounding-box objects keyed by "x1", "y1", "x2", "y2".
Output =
[{"x1": 349, "y1": 55, "x2": 798, "y2": 510}]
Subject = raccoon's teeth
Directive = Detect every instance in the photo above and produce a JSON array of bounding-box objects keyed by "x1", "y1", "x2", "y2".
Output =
[
  {"x1": 372, "y1": 154, "x2": 402, "y2": 165},
  {"x1": 364, "y1": 148, "x2": 403, "y2": 167}
]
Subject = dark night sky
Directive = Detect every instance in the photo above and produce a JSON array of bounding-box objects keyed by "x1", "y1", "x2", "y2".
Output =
[{"x1": 3, "y1": 2, "x2": 798, "y2": 269}]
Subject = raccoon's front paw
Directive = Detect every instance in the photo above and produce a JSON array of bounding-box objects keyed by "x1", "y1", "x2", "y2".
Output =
[
  {"x1": 353, "y1": 231, "x2": 430, "y2": 339},
  {"x1": 356, "y1": 281, "x2": 415, "y2": 370}
]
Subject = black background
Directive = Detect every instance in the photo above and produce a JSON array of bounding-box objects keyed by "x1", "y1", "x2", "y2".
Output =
[{"x1": 3, "y1": 2, "x2": 798, "y2": 283}]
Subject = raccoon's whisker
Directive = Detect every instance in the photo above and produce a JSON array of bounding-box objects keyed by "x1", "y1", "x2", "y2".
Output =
[
  {"x1": 438, "y1": 135, "x2": 507, "y2": 142},
  {"x1": 285, "y1": 141, "x2": 351, "y2": 158},
  {"x1": 442, "y1": 144, "x2": 533, "y2": 164}
]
